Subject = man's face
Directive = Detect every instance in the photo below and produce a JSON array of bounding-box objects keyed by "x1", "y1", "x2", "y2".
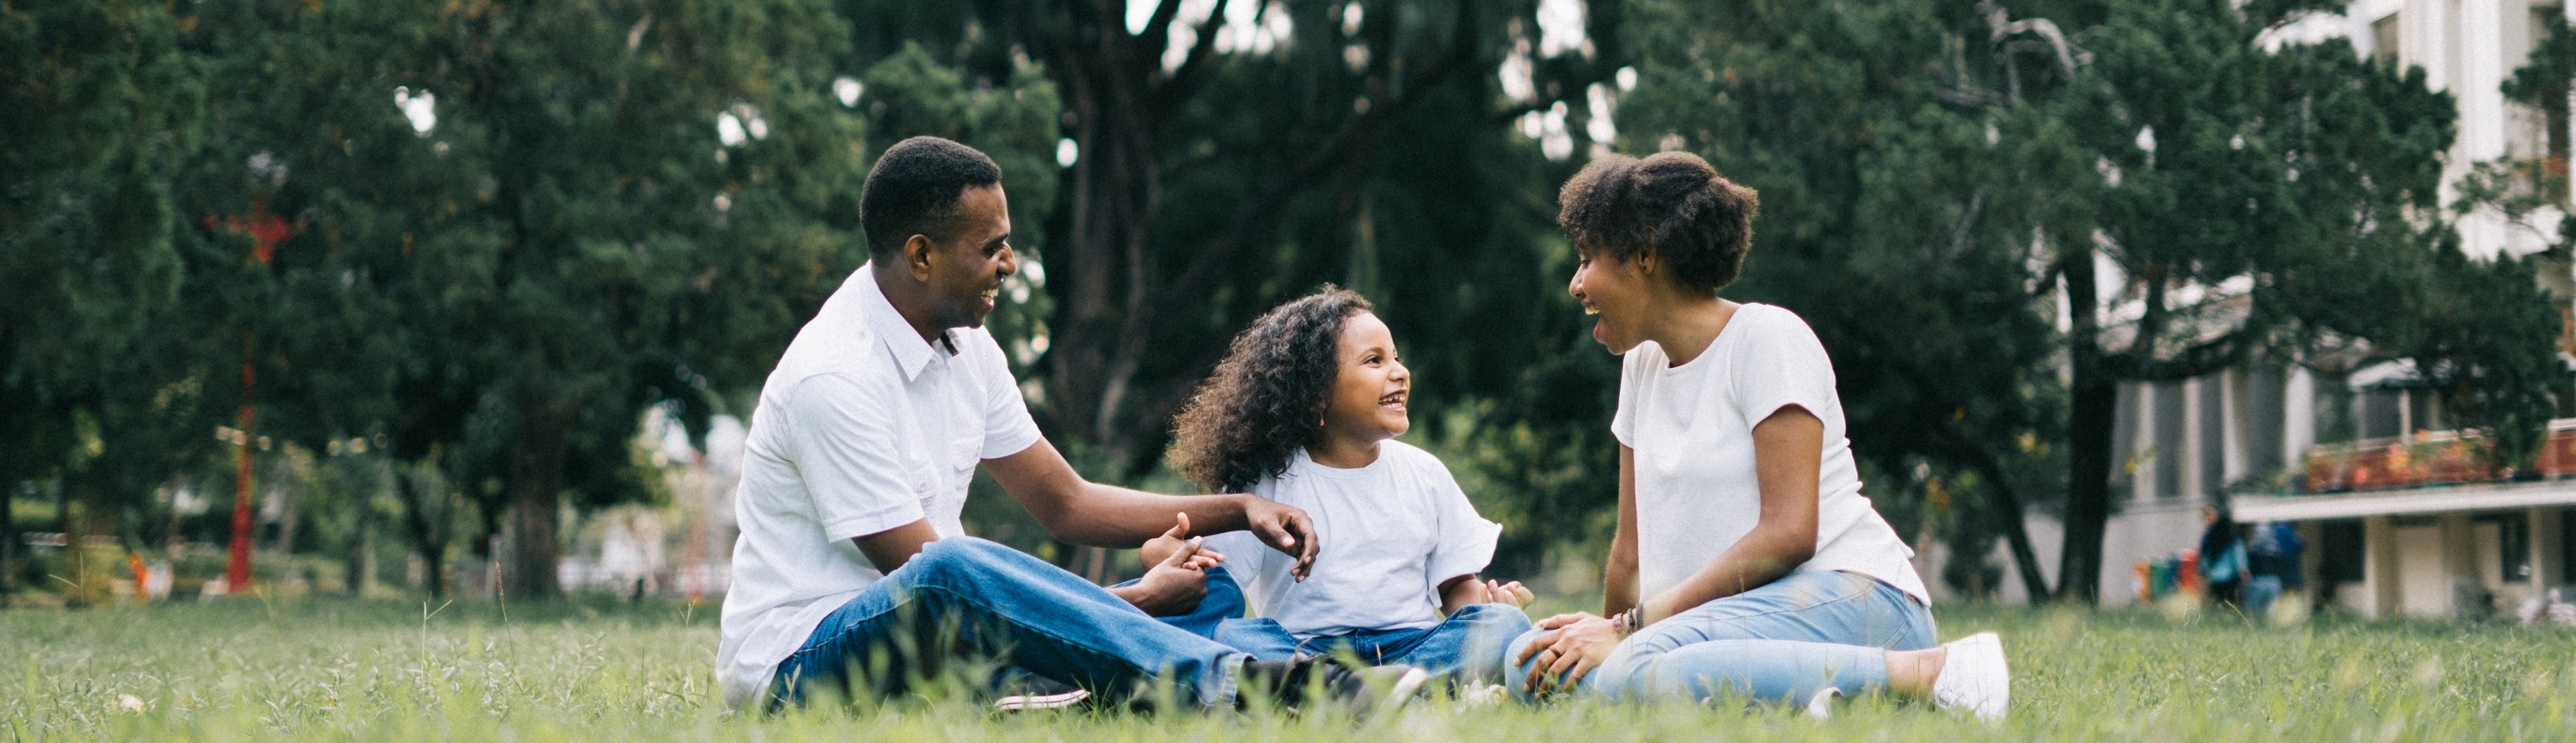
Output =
[{"x1": 920, "y1": 184, "x2": 1017, "y2": 330}]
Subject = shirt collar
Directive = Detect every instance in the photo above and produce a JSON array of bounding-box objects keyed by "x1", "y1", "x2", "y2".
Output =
[{"x1": 852, "y1": 261, "x2": 954, "y2": 382}]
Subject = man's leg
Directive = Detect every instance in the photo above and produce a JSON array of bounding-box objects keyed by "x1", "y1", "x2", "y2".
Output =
[
  {"x1": 1212, "y1": 617, "x2": 1303, "y2": 661},
  {"x1": 770, "y1": 537, "x2": 1247, "y2": 709}
]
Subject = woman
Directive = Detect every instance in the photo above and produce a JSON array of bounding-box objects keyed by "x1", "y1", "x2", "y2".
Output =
[
  {"x1": 2198, "y1": 505, "x2": 2248, "y2": 608},
  {"x1": 1507, "y1": 152, "x2": 2010, "y2": 721}
]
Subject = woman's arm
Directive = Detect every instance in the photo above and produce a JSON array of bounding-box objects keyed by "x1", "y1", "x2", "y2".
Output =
[
  {"x1": 1635, "y1": 405, "x2": 1822, "y2": 623},
  {"x1": 1603, "y1": 445, "x2": 1641, "y2": 617}
]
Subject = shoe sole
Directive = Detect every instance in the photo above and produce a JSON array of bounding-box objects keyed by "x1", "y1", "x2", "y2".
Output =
[
  {"x1": 993, "y1": 688, "x2": 1091, "y2": 711},
  {"x1": 1374, "y1": 666, "x2": 1432, "y2": 716}
]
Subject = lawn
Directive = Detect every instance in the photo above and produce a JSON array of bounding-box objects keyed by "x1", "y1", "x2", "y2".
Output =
[{"x1": 4, "y1": 598, "x2": 2573, "y2": 741}]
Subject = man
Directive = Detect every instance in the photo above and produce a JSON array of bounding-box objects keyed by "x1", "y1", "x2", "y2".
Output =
[{"x1": 715, "y1": 136, "x2": 1424, "y2": 713}]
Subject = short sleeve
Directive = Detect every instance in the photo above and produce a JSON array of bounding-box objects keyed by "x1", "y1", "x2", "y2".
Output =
[
  {"x1": 1420, "y1": 454, "x2": 1501, "y2": 592},
  {"x1": 964, "y1": 331, "x2": 1043, "y2": 459},
  {"x1": 788, "y1": 372, "x2": 928, "y2": 542},
  {"x1": 1609, "y1": 348, "x2": 1647, "y2": 448},
  {"x1": 1729, "y1": 308, "x2": 1839, "y2": 428}
]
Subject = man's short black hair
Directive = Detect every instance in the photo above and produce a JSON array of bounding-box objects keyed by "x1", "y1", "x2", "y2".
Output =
[
  {"x1": 1556, "y1": 151, "x2": 1760, "y2": 292},
  {"x1": 859, "y1": 136, "x2": 1003, "y2": 258}
]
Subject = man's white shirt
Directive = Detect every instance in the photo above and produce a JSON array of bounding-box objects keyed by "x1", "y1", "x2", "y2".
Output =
[{"x1": 715, "y1": 264, "x2": 1040, "y2": 709}]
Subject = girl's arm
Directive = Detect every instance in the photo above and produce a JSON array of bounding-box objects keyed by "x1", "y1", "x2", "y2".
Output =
[{"x1": 1635, "y1": 405, "x2": 1821, "y2": 623}]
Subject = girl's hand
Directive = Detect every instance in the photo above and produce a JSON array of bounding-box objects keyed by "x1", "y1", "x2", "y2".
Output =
[
  {"x1": 1139, "y1": 513, "x2": 1223, "y2": 570},
  {"x1": 1516, "y1": 612, "x2": 1622, "y2": 695}
]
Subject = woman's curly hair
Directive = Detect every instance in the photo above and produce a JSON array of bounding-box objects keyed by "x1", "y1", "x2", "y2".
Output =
[
  {"x1": 1557, "y1": 150, "x2": 1760, "y2": 292},
  {"x1": 1168, "y1": 287, "x2": 1374, "y2": 493}
]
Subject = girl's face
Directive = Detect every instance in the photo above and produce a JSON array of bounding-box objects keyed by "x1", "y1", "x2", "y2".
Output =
[
  {"x1": 1567, "y1": 243, "x2": 1657, "y2": 354},
  {"x1": 1321, "y1": 311, "x2": 1411, "y2": 444}
]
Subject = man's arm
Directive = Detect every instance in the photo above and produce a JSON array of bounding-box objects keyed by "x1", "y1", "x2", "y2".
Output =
[
  {"x1": 984, "y1": 438, "x2": 1320, "y2": 579},
  {"x1": 852, "y1": 519, "x2": 942, "y2": 574}
]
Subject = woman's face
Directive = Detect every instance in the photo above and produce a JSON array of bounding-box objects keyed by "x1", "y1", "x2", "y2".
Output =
[
  {"x1": 1321, "y1": 311, "x2": 1412, "y2": 444},
  {"x1": 1567, "y1": 243, "x2": 1656, "y2": 354}
]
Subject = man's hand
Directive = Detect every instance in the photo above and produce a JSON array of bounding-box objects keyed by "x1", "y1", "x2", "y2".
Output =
[
  {"x1": 1238, "y1": 496, "x2": 1319, "y2": 581},
  {"x1": 1440, "y1": 575, "x2": 1536, "y2": 614},
  {"x1": 1514, "y1": 612, "x2": 1624, "y2": 696},
  {"x1": 1111, "y1": 521, "x2": 1222, "y2": 617}
]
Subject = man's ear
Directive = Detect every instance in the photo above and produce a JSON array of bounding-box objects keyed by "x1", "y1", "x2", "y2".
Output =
[{"x1": 902, "y1": 233, "x2": 937, "y2": 281}]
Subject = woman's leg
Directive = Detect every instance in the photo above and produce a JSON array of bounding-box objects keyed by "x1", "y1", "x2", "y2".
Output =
[{"x1": 1592, "y1": 570, "x2": 1935, "y2": 704}]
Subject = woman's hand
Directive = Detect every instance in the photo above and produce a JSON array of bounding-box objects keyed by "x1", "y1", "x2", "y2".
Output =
[{"x1": 1515, "y1": 612, "x2": 1624, "y2": 695}]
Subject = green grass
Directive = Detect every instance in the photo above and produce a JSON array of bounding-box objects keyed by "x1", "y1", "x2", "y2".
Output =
[{"x1": 5, "y1": 598, "x2": 2575, "y2": 741}]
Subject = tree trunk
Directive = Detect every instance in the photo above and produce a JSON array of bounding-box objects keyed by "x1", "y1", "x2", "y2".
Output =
[
  {"x1": 503, "y1": 387, "x2": 572, "y2": 600},
  {"x1": 63, "y1": 469, "x2": 112, "y2": 608},
  {"x1": 345, "y1": 472, "x2": 374, "y2": 596},
  {"x1": 396, "y1": 464, "x2": 449, "y2": 600},
  {"x1": 2057, "y1": 248, "x2": 2114, "y2": 604},
  {"x1": 0, "y1": 470, "x2": 15, "y2": 609},
  {"x1": 1033, "y1": 0, "x2": 1167, "y2": 469},
  {"x1": 1960, "y1": 443, "x2": 2052, "y2": 601}
]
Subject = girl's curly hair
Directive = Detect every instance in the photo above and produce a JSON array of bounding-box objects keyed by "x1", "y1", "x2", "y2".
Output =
[{"x1": 1168, "y1": 287, "x2": 1374, "y2": 493}]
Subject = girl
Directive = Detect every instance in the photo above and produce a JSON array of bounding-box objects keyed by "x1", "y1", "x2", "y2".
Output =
[
  {"x1": 1509, "y1": 152, "x2": 2011, "y2": 721},
  {"x1": 1162, "y1": 287, "x2": 1535, "y2": 686}
]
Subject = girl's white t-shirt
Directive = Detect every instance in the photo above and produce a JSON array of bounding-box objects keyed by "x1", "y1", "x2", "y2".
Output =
[
  {"x1": 1202, "y1": 441, "x2": 1501, "y2": 637},
  {"x1": 1610, "y1": 303, "x2": 1929, "y2": 604}
]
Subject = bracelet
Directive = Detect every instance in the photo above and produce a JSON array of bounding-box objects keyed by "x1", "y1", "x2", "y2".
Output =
[{"x1": 1611, "y1": 607, "x2": 1642, "y2": 636}]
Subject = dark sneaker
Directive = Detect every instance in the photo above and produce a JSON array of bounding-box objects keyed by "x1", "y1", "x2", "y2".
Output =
[{"x1": 1238, "y1": 657, "x2": 1431, "y2": 718}]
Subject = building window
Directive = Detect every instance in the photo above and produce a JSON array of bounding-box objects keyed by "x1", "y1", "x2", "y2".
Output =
[
  {"x1": 2371, "y1": 13, "x2": 2399, "y2": 64},
  {"x1": 2155, "y1": 381, "x2": 2187, "y2": 499},
  {"x1": 2479, "y1": 513, "x2": 2531, "y2": 583}
]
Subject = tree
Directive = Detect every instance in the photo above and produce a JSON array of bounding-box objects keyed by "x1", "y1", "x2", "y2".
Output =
[
  {"x1": 1, "y1": 0, "x2": 208, "y2": 605},
  {"x1": 163, "y1": 0, "x2": 871, "y2": 599}
]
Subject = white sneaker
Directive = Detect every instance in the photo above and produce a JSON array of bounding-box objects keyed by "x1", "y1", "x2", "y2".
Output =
[
  {"x1": 1930, "y1": 632, "x2": 2009, "y2": 722},
  {"x1": 992, "y1": 687, "x2": 1090, "y2": 711},
  {"x1": 1804, "y1": 686, "x2": 1842, "y2": 720},
  {"x1": 1459, "y1": 684, "x2": 1509, "y2": 708}
]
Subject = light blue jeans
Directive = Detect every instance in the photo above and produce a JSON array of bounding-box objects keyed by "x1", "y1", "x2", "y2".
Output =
[
  {"x1": 1506, "y1": 569, "x2": 1935, "y2": 705},
  {"x1": 770, "y1": 537, "x2": 1248, "y2": 709}
]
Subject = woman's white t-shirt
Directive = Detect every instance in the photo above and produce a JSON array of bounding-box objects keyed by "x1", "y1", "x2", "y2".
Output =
[
  {"x1": 1610, "y1": 303, "x2": 1928, "y2": 603},
  {"x1": 1202, "y1": 441, "x2": 1501, "y2": 637}
]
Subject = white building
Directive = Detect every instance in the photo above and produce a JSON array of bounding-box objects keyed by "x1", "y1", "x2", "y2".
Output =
[{"x1": 1949, "y1": 1, "x2": 2576, "y2": 617}]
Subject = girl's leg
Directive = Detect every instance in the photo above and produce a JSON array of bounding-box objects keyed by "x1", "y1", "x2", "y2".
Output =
[{"x1": 1383, "y1": 603, "x2": 1534, "y2": 685}]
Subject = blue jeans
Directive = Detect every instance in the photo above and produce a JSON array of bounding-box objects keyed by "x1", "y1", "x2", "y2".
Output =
[
  {"x1": 2245, "y1": 575, "x2": 2283, "y2": 616},
  {"x1": 1132, "y1": 567, "x2": 1533, "y2": 685},
  {"x1": 1506, "y1": 569, "x2": 1935, "y2": 705},
  {"x1": 770, "y1": 537, "x2": 1248, "y2": 709},
  {"x1": 1215, "y1": 604, "x2": 1533, "y2": 685}
]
